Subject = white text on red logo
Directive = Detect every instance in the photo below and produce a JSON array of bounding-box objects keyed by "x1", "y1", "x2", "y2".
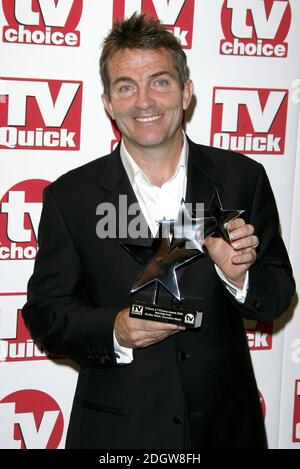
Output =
[
  {"x1": 220, "y1": 0, "x2": 291, "y2": 58},
  {"x1": 0, "y1": 78, "x2": 82, "y2": 150},
  {"x1": 0, "y1": 390, "x2": 63, "y2": 448},
  {"x1": 245, "y1": 321, "x2": 273, "y2": 351},
  {"x1": 2, "y1": 0, "x2": 83, "y2": 47},
  {"x1": 113, "y1": 0, "x2": 195, "y2": 49},
  {"x1": 210, "y1": 87, "x2": 288, "y2": 155},
  {"x1": 0, "y1": 180, "x2": 49, "y2": 260}
]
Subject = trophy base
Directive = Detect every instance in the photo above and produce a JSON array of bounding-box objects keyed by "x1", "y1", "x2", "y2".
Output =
[{"x1": 129, "y1": 301, "x2": 203, "y2": 329}]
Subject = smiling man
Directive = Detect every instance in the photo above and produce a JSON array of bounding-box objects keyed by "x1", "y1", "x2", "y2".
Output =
[{"x1": 22, "y1": 14, "x2": 295, "y2": 449}]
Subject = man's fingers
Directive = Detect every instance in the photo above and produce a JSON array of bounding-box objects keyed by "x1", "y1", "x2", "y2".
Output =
[
  {"x1": 232, "y1": 249, "x2": 257, "y2": 265},
  {"x1": 231, "y1": 235, "x2": 259, "y2": 250},
  {"x1": 226, "y1": 218, "x2": 245, "y2": 231}
]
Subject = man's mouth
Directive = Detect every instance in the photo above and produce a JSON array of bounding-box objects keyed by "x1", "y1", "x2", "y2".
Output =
[{"x1": 135, "y1": 115, "x2": 162, "y2": 123}]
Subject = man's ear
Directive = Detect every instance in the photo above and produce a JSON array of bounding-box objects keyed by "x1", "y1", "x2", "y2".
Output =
[
  {"x1": 101, "y1": 93, "x2": 115, "y2": 120},
  {"x1": 182, "y1": 79, "x2": 194, "y2": 111}
]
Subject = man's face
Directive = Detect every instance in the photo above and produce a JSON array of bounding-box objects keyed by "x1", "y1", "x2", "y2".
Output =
[{"x1": 102, "y1": 48, "x2": 193, "y2": 154}]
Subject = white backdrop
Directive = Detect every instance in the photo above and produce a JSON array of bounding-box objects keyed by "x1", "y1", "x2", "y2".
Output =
[{"x1": 0, "y1": 0, "x2": 299, "y2": 449}]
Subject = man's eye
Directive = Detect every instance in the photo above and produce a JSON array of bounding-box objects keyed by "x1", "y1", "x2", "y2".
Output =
[
  {"x1": 119, "y1": 84, "x2": 134, "y2": 94},
  {"x1": 154, "y1": 79, "x2": 168, "y2": 87}
]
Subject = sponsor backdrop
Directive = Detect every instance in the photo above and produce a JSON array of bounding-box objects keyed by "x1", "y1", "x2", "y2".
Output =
[{"x1": 0, "y1": 0, "x2": 299, "y2": 449}]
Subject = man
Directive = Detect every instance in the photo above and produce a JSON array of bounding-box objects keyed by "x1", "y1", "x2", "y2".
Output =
[{"x1": 22, "y1": 14, "x2": 295, "y2": 449}]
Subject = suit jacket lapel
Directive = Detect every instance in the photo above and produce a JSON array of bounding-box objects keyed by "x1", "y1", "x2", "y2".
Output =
[
  {"x1": 98, "y1": 144, "x2": 152, "y2": 244},
  {"x1": 185, "y1": 136, "x2": 223, "y2": 211}
]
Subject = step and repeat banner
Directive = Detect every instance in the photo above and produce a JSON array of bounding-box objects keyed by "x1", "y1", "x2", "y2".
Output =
[{"x1": 0, "y1": 0, "x2": 299, "y2": 449}]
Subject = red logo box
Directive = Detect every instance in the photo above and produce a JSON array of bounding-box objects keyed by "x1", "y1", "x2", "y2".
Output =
[
  {"x1": 210, "y1": 87, "x2": 288, "y2": 155},
  {"x1": 0, "y1": 78, "x2": 82, "y2": 150},
  {"x1": 2, "y1": 0, "x2": 83, "y2": 46},
  {"x1": 0, "y1": 390, "x2": 64, "y2": 448},
  {"x1": 245, "y1": 321, "x2": 273, "y2": 351},
  {"x1": 0, "y1": 179, "x2": 49, "y2": 259},
  {"x1": 220, "y1": 0, "x2": 291, "y2": 58},
  {"x1": 113, "y1": 0, "x2": 195, "y2": 49},
  {"x1": 293, "y1": 380, "x2": 300, "y2": 442}
]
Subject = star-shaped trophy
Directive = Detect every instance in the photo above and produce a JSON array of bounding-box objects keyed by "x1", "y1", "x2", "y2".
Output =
[
  {"x1": 122, "y1": 201, "x2": 217, "y2": 329},
  {"x1": 204, "y1": 190, "x2": 245, "y2": 243},
  {"x1": 161, "y1": 199, "x2": 217, "y2": 252},
  {"x1": 123, "y1": 193, "x2": 244, "y2": 329}
]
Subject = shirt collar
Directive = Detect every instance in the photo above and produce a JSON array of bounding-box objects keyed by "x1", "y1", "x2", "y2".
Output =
[{"x1": 120, "y1": 132, "x2": 188, "y2": 186}]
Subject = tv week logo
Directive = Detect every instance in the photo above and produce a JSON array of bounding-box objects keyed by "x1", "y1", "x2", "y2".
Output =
[
  {"x1": 113, "y1": 0, "x2": 195, "y2": 48},
  {"x1": 2, "y1": 0, "x2": 83, "y2": 46},
  {"x1": 0, "y1": 390, "x2": 64, "y2": 448},
  {"x1": 0, "y1": 179, "x2": 49, "y2": 261},
  {"x1": 0, "y1": 77, "x2": 82, "y2": 150},
  {"x1": 293, "y1": 380, "x2": 300, "y2": 442},
  {"x1": 210, "y1": 87, "x2": 288, "y2": 155},
  {"x1": 220, "y1": 0, "x2": 291, "y2": 58}
]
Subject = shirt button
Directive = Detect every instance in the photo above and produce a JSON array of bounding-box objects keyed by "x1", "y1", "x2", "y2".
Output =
[{"x1": 172, "y1": 415, "x2": 183, "y2": 425}]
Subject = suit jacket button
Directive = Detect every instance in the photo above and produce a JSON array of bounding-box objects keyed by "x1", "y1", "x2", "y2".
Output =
[
  {"x1": 177, "y1": 351, "x2": 191, "y2": 362},
  {"x1": 253, "y1": 301, "x2": 265, "y2": 312},
  {"x1": 172, "y1": 415, "x2": 183, "y2": 425}
]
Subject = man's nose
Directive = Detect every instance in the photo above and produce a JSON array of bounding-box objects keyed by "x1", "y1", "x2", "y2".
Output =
[{"x1": 134, "y1": 86, "x2": 155, "y2": 109}]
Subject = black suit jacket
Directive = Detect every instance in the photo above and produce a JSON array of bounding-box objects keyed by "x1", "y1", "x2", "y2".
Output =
[{"x1": 22, "y1": 137, "x2": 295, "y2": 449}]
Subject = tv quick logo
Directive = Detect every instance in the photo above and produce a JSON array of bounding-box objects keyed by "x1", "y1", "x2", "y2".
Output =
[
  {"x1": 210, "y1": 87, "x2": 288, "y2": 155},
  {"x1": 0, "y1": 390, "x2": 64, "y2": 448},
  {"x1": 0, "y1": 78, "x2": 82, "y2": 150},
  {"x1": 220, "y1": 0, "x2": 291, "y2": 58},
  {"x1": 0, "y1": 308, "x2": 48, "y2": 363},
  {"x1": 2, "y1": 0, "x2": 83, "y2": 46},
  {"x1": 0, "y1": 179, "x2": 49, "y2": 260},
  {"x1": 293, "y1": 380, "x2": 300, "y2": 442},
  {"x1": 113, "y1": 0, "x2": 195, "y2": 48},
  {"x1": 245, "y1": 321, "x2": 273, "y2": 350}
]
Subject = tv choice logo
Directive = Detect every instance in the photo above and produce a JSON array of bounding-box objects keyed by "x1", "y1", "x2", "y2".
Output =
[
  {"x1": 245, "y1": 320, "x2": 273, "y2": 351},
  {"x1": 0, "y1": 179, "x2": 49, "y2": 260},
  {"x1": 0, "y1": 390, "x2": 64, "y2": 449},
  {"x1": 293, "y1": 380, "x2": 300, "y2": 442},
  {"x1": 220, "y1": 0, "x2": 291, "y2": 58},
  {"x1": 210, "y1": 87, "x2": 288, "y2": 155},
  {"x1": 0, "y1": 77, "x2": 82, "y2": 150},
  {"x1": 113, "y1": 0, "x2": 195, "y2": 49},
  {"x1": 0, "y1": 308, "x2": 49, "y2": 363},
  {"x1": 2, "y1": 0, "x2": 83, "y2": 47}
]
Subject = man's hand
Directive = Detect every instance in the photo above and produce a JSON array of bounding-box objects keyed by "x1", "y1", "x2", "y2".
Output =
[
  {"x1": 114, "y1": 307, "x2": 184, "y2": 349},
  {"x1": 203, "y1": 218, "x2": 259, "y2": 289}
]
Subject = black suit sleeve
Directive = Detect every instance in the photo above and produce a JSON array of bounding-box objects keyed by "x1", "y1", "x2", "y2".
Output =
[
  {"x1": 22, "y1": 185, "x2": 118, "y2": 367},
  {"x1": 236, "y1": 163, "x2": 295, "y2": 321}
]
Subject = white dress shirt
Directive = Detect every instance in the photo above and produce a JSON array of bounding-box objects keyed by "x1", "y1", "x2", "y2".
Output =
[{"x1": 114, "y1": 135, "x2": 248, "y2": 363}]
